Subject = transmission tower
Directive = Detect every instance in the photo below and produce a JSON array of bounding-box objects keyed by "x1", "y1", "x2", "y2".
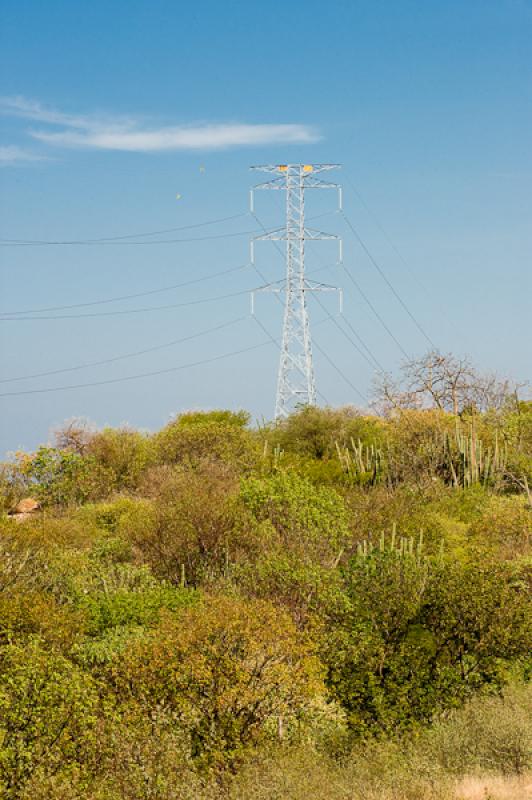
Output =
[{"x1": 250, "y1": 164, "x2": 342, "y2": 420}]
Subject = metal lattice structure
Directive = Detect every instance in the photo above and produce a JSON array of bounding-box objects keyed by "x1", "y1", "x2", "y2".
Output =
[{"x1": 250, "y1": 164, "x2": 342, "y2": 419}]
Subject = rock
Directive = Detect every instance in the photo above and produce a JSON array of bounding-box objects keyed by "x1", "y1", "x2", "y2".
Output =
[{"x1": 10, "y1": 497, "x2": 41, "y2": 515}]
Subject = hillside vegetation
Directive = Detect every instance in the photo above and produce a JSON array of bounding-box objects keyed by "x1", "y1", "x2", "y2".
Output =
[{"x1": 0, "y1": 390, "x2": 531, "y2": 798}]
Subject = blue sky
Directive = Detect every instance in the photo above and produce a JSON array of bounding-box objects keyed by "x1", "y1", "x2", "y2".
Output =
[{"x1": 1, "y1": 0, "x2": 531, "y2": 454}]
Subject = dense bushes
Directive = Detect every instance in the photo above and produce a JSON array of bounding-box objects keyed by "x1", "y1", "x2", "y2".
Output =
[
  {"x1": 0, "y1": 404, "x2": 531, "y2": 797},
  {"x1": 114, "y1": 596, "x2": 321, "y2": 768},
  {"x1": 324, "y1": 548, "x2": 531, "y2": 734},
  {"x1": 153, "y1": 410, "x2": 258, "y2": 471},
  {"x1": 0, "y1": 640, "x2": 101, "y2": 797}
]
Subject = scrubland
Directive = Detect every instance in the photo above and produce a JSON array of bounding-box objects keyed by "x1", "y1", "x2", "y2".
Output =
[{"x1": 0, "y1": 399, "x2": 530, "y2": 798}]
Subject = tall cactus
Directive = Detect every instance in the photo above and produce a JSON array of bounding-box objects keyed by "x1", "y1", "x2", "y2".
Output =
[
  {"x1": 336, "y1": 438, "x2": 384, "y2": 484},
  {"x1": 444, "y1": 421, "x2": 506, "y2": 488},
  {"x1": 356, "y1": 527, "x2": 426, "y2": 563}
]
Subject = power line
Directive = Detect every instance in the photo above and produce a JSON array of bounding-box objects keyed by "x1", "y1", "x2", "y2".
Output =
[
  {"x1": 340, "y1": 315, "x2": 385, "y2": 373},
  {"x1": 312, "y1": 335, "x2": 368, "y2": 405},
  {"x1": 0, "y1": 316, "x2": 248, "y2": 384},
  {"x1": 341, "y1": 209, "x2": 437, "y2": 349},
  {"x1": 343, "y1": 178, "x2": 433, "y2": 295},
  {"x1": 340, "y1": 265, "x2": 411, "y2": 359},
  {"x1": 0, "y1": 337, "x2": 272, "y2": 397},
  {"x1": 328, "y1": 306, "x2": 386, "y2": 373},
  {"x1": 252, "y1": 208, "x2": 379, "y2": 378},
  {"x1": 0, "y1": 228, "x2": 258, "y2": 247},
  {"x1": 0, "y1": 258, "x2": 338, "y2": 320},
  {"x1": 310, "y1": 291, "x2": 379, "y2": 376},
  {"x1": 298, "y1": 221, "x2": 389, "y2": 374},
  {"x1": 343, "y1": 175, "x2": 455, "y2": 336},
  {"x1": 1, "y1": 264, "x2": 248, "y2": 316},
  {"x1": 0, "y1": 211, "x2": 331, "y2": 247},
  {"x1": 256, "y1": 224, "x2": 408, "y2": 369},
  {"x1": 282, "y1": 200, "x2": 408, "y2": 370},
  {"x1": 0, "y1": 287, "x2": 251, "y2": 321},
  {"x1": 0, "y1": 212, "x2": 248, "y2": 245}
]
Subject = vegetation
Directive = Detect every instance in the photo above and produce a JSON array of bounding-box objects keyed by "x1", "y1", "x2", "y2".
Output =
[{"x1": 1, "y1": 368, "x2": 531, "y2": 798}]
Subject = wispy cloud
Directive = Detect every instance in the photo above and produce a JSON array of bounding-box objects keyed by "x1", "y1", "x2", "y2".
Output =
[
  {"x1": 0, "y1": 96, "x2": 320, "y2": 153},
  {"x1": 0, "y1": 95, "x2": 103, "y2": 129},
  {"x1": 0, "y1": 145, "x2": 48, "y2": 166},
  {"x1": 31, "y1": 123, "x2": 317, "y2": 151}
]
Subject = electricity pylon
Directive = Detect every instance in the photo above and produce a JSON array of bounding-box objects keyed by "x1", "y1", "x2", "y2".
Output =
[{"x1": 250, "y1": 164, "x2": 342, "y2": 420}]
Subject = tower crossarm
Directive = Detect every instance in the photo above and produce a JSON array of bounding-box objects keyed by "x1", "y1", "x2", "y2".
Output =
[
  {"x1": 250, "y1": 164, "x2": 340, "y2": 174},
  {"x1": 253, "y1": 227, "x2": 339, "y2": 242}
]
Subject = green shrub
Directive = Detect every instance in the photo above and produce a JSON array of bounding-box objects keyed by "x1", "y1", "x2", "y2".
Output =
[
  {"x1": 240, "y1": 471, "x2": 350, "y2": 565},
  {"x1": 0, "y1": 640, "x2": 101, "y2": 798},
  {"x1": 81, "y1": 584, "x2": 197, "y2": 635},
  {"x1": 261, "y1": 406, "x2": 384, "y2": 461},
  {"x1": 467, "y1": 495, "x2": 532, "y2": 559},
  {"x1": 120, "y1": 464, "x2": 261, "y2": 586},
  {"x1": 154, "y1": 413, "x2": 258, "y2": 471},
  {"x1": 114, "y1": 596, "x2": 322, "y2": 768},
  {"x1": 14, "y1": 446, "x2": 113, "y2": 507},
  {"x1": 324, "y1": 549, "x2": 531, "y2": 734},
  {"x1": 87, "y1": 427, "x2": 155, "y2": 491}
]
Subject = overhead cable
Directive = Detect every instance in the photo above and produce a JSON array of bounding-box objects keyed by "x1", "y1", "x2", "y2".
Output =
[
  {"x1": 0, "y1": 212, "x2": 248, "y2": 245},
  {"x1": 340, "y1": 266, "x2": 411, "y2": 359},
  {"x1": 341, "y1": 210, "x2": 436, "y2": 349},
  {"x1": 0, "y1": 287, "x2": 251, "y2": 321},
  {"x1": 0, "y1": 264, "x2": 248, "y2": 316},
  {"x1": 0, "y1": 316, "x2": 248, "y2": 384},
  {"x1": 343, "y1": 175, "x2": 454, "y2": 336},
  {"x1": 0, "y1": 229, "x2": 258, "y2": 247},
  {"x1": 0, "y1": 337, "x2": 272, "y2": 397}
]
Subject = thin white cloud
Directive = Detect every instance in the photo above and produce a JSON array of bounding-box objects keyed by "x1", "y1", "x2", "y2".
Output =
[
  {"x1": 0, "y1": 145, "x2": 47, "y2": 166},
  {"x1": 31, "y1": 123, "x2": 318, "y2": 152},
  {"x1": 0, "y1": 95, "x2": 131, "y2": 131},
  {"x1": 0, "y1": 96, "x2": 320, "y2": 153},
  {"x1": 1, "y1": 96, "x2": 88, "y2": 127}
]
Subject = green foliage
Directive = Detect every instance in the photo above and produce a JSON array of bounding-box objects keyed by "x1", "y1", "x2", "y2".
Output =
[
  {"x1": 262, "y1": 405, "x2": 383, "y2": 461},
  {"x1": 115, "y1": 596, "x2": 322, "y2": 768},
  {"x1": 0, "y1": 639, "x2": 100, "y2": 798},
  {"x1": 121, "y1": 464, "x2": 261, "y2": 586},
  {"x1": 86, "y1": 427, "x2": 154, "y2": 491},
  {"x1": 240, "y1": 470, "x2": 350, "y2": 563},
  {"x1": 154, "y1": 411, "x2": 257, "y2": 470},
  {"x1": 176, "y1": 409, "x2": 251, "y2": 428},
  {"x1": 0, "y1": 402, "x2": 531, "y2": 794},
  {"x1": 0, "y1": 525, "x2": 48, "y2": 594},
  {"x1": 74, "y1": 496, "x2": 144, "y2": 536},
  {"x1": 0, "y1": 590, "x2": 84, "y2": 650},
  {"x1": 236, "y1": 552, "x2": 341, "y2": 625},
  {"x1": 324, "y1": 548, "x2": 531, "y2": 734},
  {"x1": 81, "y1": 584, "x2": 197, "y2": 635},
  {"x1": 15, "y1": 446, "x2": 112, "y2": 507},
  {"x1": 0, "y1": 463, "x2": 29, "y2": 515},
  {"x1": 467, "y1": 494, "x2": 532, "y2": 559}
]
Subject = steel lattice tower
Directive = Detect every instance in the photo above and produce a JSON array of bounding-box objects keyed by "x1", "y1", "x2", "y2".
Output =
[{"x1": 250, "y1": 164, "x2": 342, "y2": 419}]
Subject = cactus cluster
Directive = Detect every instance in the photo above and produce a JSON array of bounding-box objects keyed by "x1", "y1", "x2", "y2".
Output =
[
  {"x1": 444, "y1": 421, "x2": 507, "y2": 488},
  {"x1": 336, "y1": 437, "x2": 384, "y2": 484}
]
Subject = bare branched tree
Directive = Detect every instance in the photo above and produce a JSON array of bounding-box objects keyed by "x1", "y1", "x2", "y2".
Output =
[
  {"x1": 52, "y1": 417, "x2": 97, "y2": 455},
  {"x1": 374, "y1": 350, "x2": 521, "y2": 416}
]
